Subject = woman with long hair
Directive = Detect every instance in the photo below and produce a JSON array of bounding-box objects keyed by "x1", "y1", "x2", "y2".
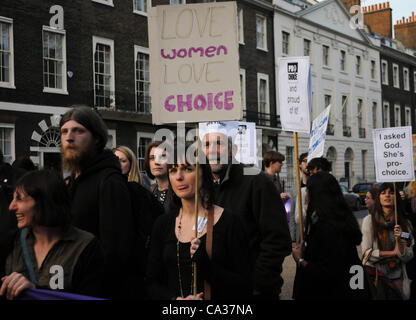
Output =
[
  {"x1": 144, "y1": 141, "x2": 170, "y2": 211},
  {"x1": 365, "y1": 188, "x2": 379, "y2": 213},
  {"x1": 0, "y1": 170, "x2": 103, "y2": 300},
  {"x1": 361, "y1": 183, "x2": 414, "y2": 300},
  {"x1": 113, "y1": 146, "x2": 143, "y2": 185},
  {"x1": 292, "y1": 171, "x2": 368, "y2": 300},
  {"x1": 145, "y1": 142, "x2": 251, "y2": 300}
]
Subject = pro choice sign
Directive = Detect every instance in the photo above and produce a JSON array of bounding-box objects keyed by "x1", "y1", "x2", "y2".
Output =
[
  {"x1": 373, "y1": 126, "x2": 415, "y2": 182},
  {"x1": 148, "y1": 2, "x2": 242, "y2": 124}
]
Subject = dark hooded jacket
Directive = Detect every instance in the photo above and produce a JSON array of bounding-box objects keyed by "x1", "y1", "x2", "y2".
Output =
[
  {"x1": 213, "y1": 163, "x2": 292, "y2": 297},
  {"x1": 66, "y1": 150, "x2": 141, "y2": 299}
]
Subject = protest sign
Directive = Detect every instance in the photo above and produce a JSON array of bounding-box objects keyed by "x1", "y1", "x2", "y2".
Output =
[
  {"x1": 307, "y1": 105, "x2": 330, "y2": 162},
  {"x1": 277, "y1": 56, "x2": 311, "y2": 134},
  {"x1": 148, "y1": 2, "x2": 242, "y2": 124},
  {"x1": 373, "y1": 126, "x2": 415, "y2": 182}
]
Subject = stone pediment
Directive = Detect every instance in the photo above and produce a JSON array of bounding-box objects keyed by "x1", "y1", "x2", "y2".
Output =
[{"x1": 298, "y1": 0, "x2": 371, "y2": 45}]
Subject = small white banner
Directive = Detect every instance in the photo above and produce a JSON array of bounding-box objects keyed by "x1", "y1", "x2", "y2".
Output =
[
  {"x1": 198, "y1": 121, "x2": 256, "y2": 164},
  {"x1": 277, "y1": 56, "x2": 311, "y2": 134},
  {"x1": 307, "y1": 105, "x2": 331, "y2": 162},
  {"x1": 373, "y1": 126, "x2": 415, "y2": 182}
]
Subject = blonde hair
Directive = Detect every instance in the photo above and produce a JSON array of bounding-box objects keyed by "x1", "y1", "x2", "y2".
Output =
[
  {"x1": 408, "y1": 180, "x2": 416, "y2": 198},
  {"x1": 113, "y1": 146, "x2": 142, "y2": 184}
]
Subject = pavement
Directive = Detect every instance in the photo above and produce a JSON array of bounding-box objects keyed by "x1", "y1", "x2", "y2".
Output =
[{"x1": 280, "y1": 208, "x2": 368, "y2": 300}]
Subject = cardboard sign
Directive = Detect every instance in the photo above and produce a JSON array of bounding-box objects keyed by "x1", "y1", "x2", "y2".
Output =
[
  {"x1": 148, "y1": 2, "x2": 242, "y2": 124},
  {"x1": 277, "y1": 56, "x2": 311, "y2": 134},
  {"x1": 307, "y1": 105, "x2": 331, "y2": 162},
  {"x1": 198, "y1": 121, "x2": 256, "y2": 164},
  {"x1": 373, "y1": 126, "x2": 415, "y2": 182}
]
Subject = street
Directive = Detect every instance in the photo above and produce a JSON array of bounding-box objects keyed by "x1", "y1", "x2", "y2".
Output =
[{"x1": 280, "y1": 208, "x2": 368, "y2": 300}]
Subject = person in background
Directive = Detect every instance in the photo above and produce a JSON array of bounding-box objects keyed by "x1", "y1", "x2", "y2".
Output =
[
  {"x1": 146, "y1": 142, "x2": 251, "y2": 300},
  {"x1": 1, "y1": 170, "x2": 104, "y2": 300},
  {"x1": 306, "y1": 157, "x2": 331, "y2": 176},
  {"x1": 292, "y1": 171, "x2": 368, "y2": 300},
  {"x1": 113, "y1": 146, "x2": 143, "y2": 185},
  {"x1": 263, "y1": 151, "x2": 290, "y2": 203},
  {"x1": 113, "y1": 145, "x2": 164, "y2": 270},
  {"x1": 361, "y1": 183, "x2": 414, "y2": 300},
  {"x1": 144, "y1": 141, "x2": 171, "y2": 212},
  {"x1": 289, "y1": 153, "x2": 309, "y2": 246},
  {"x1": 365, "y1": 188, "x2": 378, "y2": 213}
]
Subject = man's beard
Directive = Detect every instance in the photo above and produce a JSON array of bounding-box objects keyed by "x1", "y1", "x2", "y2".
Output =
[{"x1": 61, "y1": 143, "x2": 96, "y2": 174}]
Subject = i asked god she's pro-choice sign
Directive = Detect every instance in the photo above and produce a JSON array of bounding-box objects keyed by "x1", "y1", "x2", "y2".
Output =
[
  {"x1": 373, "y1": 126, "x2": 415, "y2": 183},
  {"x1": 148, "y1": 2, "x2": 242, "y2": 124}
]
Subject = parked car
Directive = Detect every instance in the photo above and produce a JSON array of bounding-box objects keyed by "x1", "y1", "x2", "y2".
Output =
[
  {"x1": 352, "y1": 182, "x2": 382, "y2": 205},
  {"x1": 339, "y1": 184, "x2": 362, "y2": 211}
]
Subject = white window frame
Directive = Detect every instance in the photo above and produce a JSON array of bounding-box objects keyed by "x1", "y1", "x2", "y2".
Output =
[
  {"x1": 238, "y1": 7, "x2": 244, "y2": 45},
  {"x1": 405, "y1": 106, "x2": 411, "y2": 126},
  {"x1": 383, "y1": 102, "x2": 390, "y2": 128},
  {"x1": 256, "y1": 14, "x2": 267, "y2": 51},
  {"x1": 92, "y1": 0, "x2": 114, "y2": 7},
  {"x1": 322, "y1": 45, "x2": 330, "y2": 67},
  {"x1": 303, "y1": 38, "x2": 311, "y2": 57},
  {"x1": 370, "y1": 60, "x2": 376, "y2": 80},
  {"x1": 357, "y1": 99, "x2": 364, "y2": 129},
  {"x1": 170, "y1": 0, "x2": 186, "y2": 4},
  {"x1": 372, "y1": 102, "x2": 378, "y2": 129},
  {"x1": 257, "y1": 73, "x2": 270, "y2": 116},
  {"x1": 340, "y1": 50, "x2": 346, "y2": 72},
  {"x1": 393, "y1": 63, "x2": 399, "y2": 88},
  {"x1": 137, "y1": 131, "x2": 154, "y2": 172},
  {"x1": 381, "y1": 60, "x2": 388, "y2": 85},
  {"x1": 92, "y1": 36, "x2": 115, "y2": 109},
  {"x1": 394, "y1": 104, "x2": 401, "y2": 127},
  {"x1": 356, "y1": 55, "x2": 361, "y2": 76},
  {"x1": 281, "y1": 31, "x2": 289, "y2": 56},
  {"x1": 0, "y1": 123, "x2": 15, "y2": 164},
  {"x1": 106, "y1": 129, "x2": 116, "y2": 149},
  {"x1": 403, "y1": 67, "x2": 409, "y2": 91},
  {"x1": 133, "y1": 0, "x2": 149, "y2": 17},
  {"x1": 134, "y1": 45, "x2": 151, "y2": 113},
  {"x1": 42, "y1": 26, "x2": 68, "y2": 95},
  {"x1": 240, "y1": 68, "x2": 246, "y2": 111},
  {"x1": 0, "y1": 17, "x2": 15, "y2": 89},
  {"x1": 414, "y1": 71, "x2": 416, "y2": 93}
]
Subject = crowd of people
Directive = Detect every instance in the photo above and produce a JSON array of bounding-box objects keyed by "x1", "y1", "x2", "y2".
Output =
[{"x1": 0, "y1": 105, "x2": 415, "y2": 301}]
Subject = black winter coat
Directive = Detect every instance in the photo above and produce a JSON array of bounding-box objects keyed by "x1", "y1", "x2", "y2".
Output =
[
  {"x1": 67, "y1": 150, "x2": 141, "y2": 299},
  {"x1": 213, "y1": 164, "x2": 292, "y2": 296}
]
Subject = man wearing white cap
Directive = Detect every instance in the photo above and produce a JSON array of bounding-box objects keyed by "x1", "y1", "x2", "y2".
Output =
[{"x1": 200, "y1": 121, "x2": 292, "y2": 300}]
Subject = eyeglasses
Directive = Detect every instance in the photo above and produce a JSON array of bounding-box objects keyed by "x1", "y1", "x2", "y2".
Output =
[{"x1": 301, "y1": 159, "x2": 307, "y2": 163}]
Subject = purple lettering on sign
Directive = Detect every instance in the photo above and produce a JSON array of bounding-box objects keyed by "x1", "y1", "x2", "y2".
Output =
[
  {"x1": 207, "y1": 93, "x2": 213, "y2": 110},
  {"x1": 178, "y1": 94, "x2": 193, "y2": 112},
  {"x1": 216, "y1": 45, "x2": 228, "y2": 56},
  {"x1": 164, "y1": 95, "x2": 175, "y2": 112},
  {"x1": 194, "y1": 94, "x2": 206, "y2": 111},
  {"x1": 224, "y1": 91, "x2": 234, "y2": 110},
  {"x1": 161, "y1": 49, "x2": 176, "y2": 60},
  {"x1": 205, "y1": 46, "x2": 216, "y2": 58},
  {"x1": 188, "y1": 47, "x2": 204, "y2": 58},
  {"x1": 214, "y1": 93, "x2": 223, "y2": 110},
  {"x1": 177, "y1": 48, "x2": 187, "y2": 58}
]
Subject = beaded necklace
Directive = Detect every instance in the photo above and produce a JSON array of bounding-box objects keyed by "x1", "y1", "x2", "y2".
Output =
[{"x1": 176, "y1": 208, "x2": 209, "y2": 298}]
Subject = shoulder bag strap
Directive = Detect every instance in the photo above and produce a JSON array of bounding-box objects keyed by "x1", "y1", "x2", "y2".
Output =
[
  {"x1": 20, "y1": 228, "x2": 38, "y2": 285},
  {"x1": 204, "y1": 207, "x2": 214, "y2": 300}
]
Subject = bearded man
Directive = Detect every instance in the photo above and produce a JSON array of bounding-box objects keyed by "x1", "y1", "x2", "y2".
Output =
[{"x1": 60, "y1": 106, "x2": 141, "y2": 299}]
